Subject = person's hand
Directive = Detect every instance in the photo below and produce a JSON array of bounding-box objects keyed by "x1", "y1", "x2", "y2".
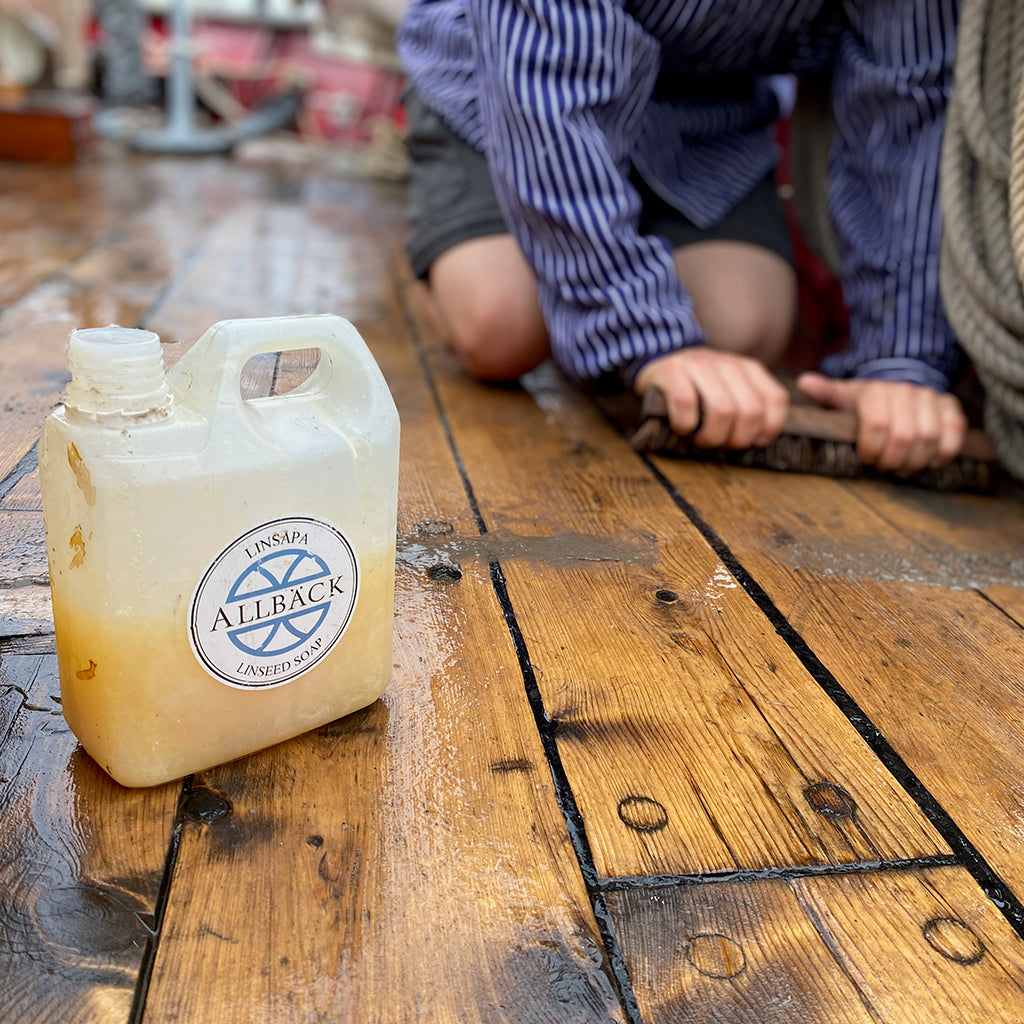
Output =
[
  {"x1": 634, "y1": 347, "x2": 790, "y2": 449},
  {"x1": 796, "y1": 372, "x2": 967, "y2": 475}
]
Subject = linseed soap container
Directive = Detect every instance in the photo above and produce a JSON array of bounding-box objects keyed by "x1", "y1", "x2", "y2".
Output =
[{"x1": 38, "y1": 315, "x2": 400, "y2": 787}]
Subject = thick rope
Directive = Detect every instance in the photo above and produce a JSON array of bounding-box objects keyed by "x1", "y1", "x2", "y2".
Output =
[{"x1": 940, "y1": 0, "x2": 1024, "y2": 479}]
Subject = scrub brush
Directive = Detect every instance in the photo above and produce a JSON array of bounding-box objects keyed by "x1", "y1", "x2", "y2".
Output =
[{"x1": 629, "y1": 387, "x2": 998, "y2": 492}]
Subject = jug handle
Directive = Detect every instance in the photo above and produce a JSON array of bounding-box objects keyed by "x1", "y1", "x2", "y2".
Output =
[{"x1": 166, "y1": 314, "x2": 394, "y2": 421}]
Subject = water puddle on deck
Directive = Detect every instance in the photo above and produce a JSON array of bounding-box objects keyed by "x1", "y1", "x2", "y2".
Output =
[
  {"x1": 398, "y1": 523, "x2": 659, "y2": 572},
  {"x1": 771, "y1": 534, "x2": 1024, "y2": 590}
]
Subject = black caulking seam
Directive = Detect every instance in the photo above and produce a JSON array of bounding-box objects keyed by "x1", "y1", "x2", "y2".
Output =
[
  {"x1": 490, "y1": 560, "x2": 645, "y2": 1024},
  {"x1": 127, "y1": 776, "x2": 193, "y2": 1024},
  {"x1": 269, "y1": 352, "x2": 283, "y2": 397},
  {"x1": 975, "y1": 586, "x2": 1024, "y2": 631},
  {"x1": 407, "y1": 347, "x2": 489, "y2": 539},
  {"x1": 0, "y1": 445, "x2": 38, "y2": 502},
  {"x1": 398, "y1": 303, "x2": 643, "y2": 1022},
  {"x1": 594, "y1": 853, "x2": 961, "y2": 893},
  {"x1": 640, "y1": 455, "x2": 1024, "y2": 933}
]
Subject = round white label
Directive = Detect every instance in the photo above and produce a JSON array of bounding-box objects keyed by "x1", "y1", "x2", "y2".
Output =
[{"x1": 189, "y1": 516, "x2": 359, "y2": 689}]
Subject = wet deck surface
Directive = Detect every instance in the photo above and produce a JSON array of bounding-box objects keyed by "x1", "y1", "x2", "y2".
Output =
[{"x1": 3, "y1": 147, "x2": 1024, "y2": 1023}]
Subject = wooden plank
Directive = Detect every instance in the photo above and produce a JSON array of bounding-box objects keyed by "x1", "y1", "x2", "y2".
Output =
[
  {"x1": 0, "y1": 465, "x2": 40, "y2": 513},
  {"x1": 0, "y1": 511, "x2": 48, "y2": 586},
  {"x1": 401, "y1": 291, "x2": 948, "y2": 879},
  {"x1": 0, "y1": 509, "x2": 51, "y2": 638},
  {"x1": 607, "y1": 865, "x2": 1024, "y2": 1023},
  {"x1": 146, "y1": 201, "x2": 328, "y2": 344},
  {"x1": 0, "y1": 155, "x2": 159, "y2": 308},
  {"x1": 0, "y1": 153, "x2": 297, "y2": 1023},
  {"x1": 0, "y1": 151, "x2": 277, "y2": 483},
  {"x1": 800, "y1": 478, "x2": 1024, "y2": 613},
  {"x1": 636, "y1": 458, "x2": 1024, "y2": 907},
  {"x1": 147, "y1": 179, "x2": 407, "y2": 347},
  {"x1": 0, "y1": 285, "x2": 133, "y2": 484},
  {"x1": 0, "y1": 96, "x2": 94, "y2": 164},
  {"x1": 0, "y1": 649, "x2": 180, "y2": 1024},
  {"x1": 0, "y1": 282, "x2": 78, "y2": 482},
  {"x1": 137, "y1": 180, "x2": 626, "y2": 1023},
  {"x1": 792, "y1": 867, "x2": 1024, "y2": 1021},
  {"x1": 0, "y1": 164, "x2": 102, "y2": 307}
]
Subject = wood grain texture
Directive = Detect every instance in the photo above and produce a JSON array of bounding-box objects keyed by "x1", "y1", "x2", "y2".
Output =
[
  {"x1": 0, "y1": 651, "x2": 179, "y2": 1024},
  {"x1": 5, "y1": 150, "x2": 1024, "y2": 1024},
  {"x1": 607, "y1": 865, "x2": 1024, "y2": 1023},
  {"x1": 408, "y1": 338, "x2": 947, "y2": 879},
  {"x1": 0, "y1": 154, "x2": 260, "y2": 486},
  {"x1": 792, "y1": 867, "x2": 1024, "y2": 1021},
  {"x1": 0, "y1": 161, "x2": 121, "y2": 309},
  {"x1": 644, "y1": 460, "x2": 1024, "y2": 907},
  {"x1": 0, "y1": 509, "x2": 51, "y2": 638},
  {"x1": 609, "y1": 877, "x2": 875, "y2": 1024},
  {"x1": 0, "y1": 465, "x2": 41, "y2": 513},
  {"x1": 0, "y1": 154, "x2": 268, "y2": 1024},
  {"x1": 137, "y1": 184, "x2": 626, "y2": 1024},
  {"x1": 0, "y1": 512, "x2": 48, "y2": 586}
]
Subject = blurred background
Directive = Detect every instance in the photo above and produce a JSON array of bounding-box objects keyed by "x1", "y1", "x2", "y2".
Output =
[{"x1": 0, "y1": 0, "x2": 409, "y2": 173}]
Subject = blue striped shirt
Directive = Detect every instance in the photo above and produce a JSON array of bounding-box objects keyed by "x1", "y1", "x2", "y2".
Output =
[{"x1": 398, "y1": 0, "x2": 961, "y2": 391}]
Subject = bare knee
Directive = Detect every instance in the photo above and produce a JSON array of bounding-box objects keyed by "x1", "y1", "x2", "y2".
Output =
[
  {"x1": 673, "y1": 242, "x2": 796, "y2": 367},
  {"x1": 427, "y1": 235, "x2": 549, "y2": 381},
  {"x1": 447, "y1": 296, "x2": 548, "y2": 381}
]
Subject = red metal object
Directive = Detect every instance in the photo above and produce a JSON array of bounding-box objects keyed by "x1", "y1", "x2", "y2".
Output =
[{"x1": 141, "y1": 17, "x2": 405, "y2": 145}]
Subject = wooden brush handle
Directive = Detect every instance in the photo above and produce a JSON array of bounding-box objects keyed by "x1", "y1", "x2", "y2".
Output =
[{"x1": 637, "y1": 387, "x2": 997, "y2": 463}]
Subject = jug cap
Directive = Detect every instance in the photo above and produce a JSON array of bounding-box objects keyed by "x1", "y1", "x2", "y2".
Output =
[{"x1": 66, "y1": 325, "x2": 173, "y2": 420}]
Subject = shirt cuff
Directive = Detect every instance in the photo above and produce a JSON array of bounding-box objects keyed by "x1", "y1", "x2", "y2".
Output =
[{"x1": 821, "y1": 356, "x2": 950, "y2": 393}]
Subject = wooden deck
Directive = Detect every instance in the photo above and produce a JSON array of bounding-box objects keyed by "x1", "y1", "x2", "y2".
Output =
[{"x1": 4, "y1": 144, "x2": 1024, "y2": 1024}]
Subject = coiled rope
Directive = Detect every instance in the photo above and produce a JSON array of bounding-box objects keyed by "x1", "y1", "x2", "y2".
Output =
[{"x1": 940, "y1": 0, "x2": 1024, "y2": 478}]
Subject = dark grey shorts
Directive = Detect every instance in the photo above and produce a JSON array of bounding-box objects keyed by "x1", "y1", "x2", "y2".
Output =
[{"x1": 404, "y1": 90, "x2": 794, "y2": 280}]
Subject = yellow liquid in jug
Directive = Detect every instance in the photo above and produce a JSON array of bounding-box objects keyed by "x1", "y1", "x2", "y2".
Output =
[{"x1": 54, "y1": 554, "x2": 394, "y2": 788}]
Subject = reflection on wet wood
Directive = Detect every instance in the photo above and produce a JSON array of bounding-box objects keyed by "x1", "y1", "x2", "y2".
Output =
[
  {"x1": 0, "y1": 163, "x2": 129, "y2": 309},
  {"x1": 133, "y1": 190, "x2": 624, "y2": 1023},
  {"x1": 0, "y1": 466, "x2": 41, "y2": 513},
  {"x1": 0, "y1": 512, "x2": 48, "y2": 586},
  {"x1": 3, "y1": 149, "x2": 1024, "y2": 1024},
  {"x1": 406, "y1": 334, "x2": 946, "y2": 879},
  {"x1": 608, "y1": 866, "x2": 1024, "y2": 1023},
  {"x1": 647, "y1": 461, "x2": 1024, "y2": 909},
  {"x1": 0, "y1": 156, "x2": 239, "y2": 491},
  {"x1": 0, "y1": 510, "x2": 51, "y2": 639},
  {"x1": 0, "y1": 651, "x2": 178, "y2": 1024},
  {"x1": 609, "y1": 876, "x2": 877, "y2": 1024}
]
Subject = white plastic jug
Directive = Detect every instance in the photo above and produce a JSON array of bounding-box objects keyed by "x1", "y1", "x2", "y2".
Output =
[{"x1": 38, "y1": 314, "x2": 400, "y2": 788}]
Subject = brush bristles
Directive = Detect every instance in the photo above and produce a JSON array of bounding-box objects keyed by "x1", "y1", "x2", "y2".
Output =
[{"x1": 631, "y1": 421, "x2": 993, "y2": 492}]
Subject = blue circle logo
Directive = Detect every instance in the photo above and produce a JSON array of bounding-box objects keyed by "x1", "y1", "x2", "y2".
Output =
[
  {"x1": 189, "y1": 517, "x2": 359, "y2": 689},
  {"x1": 225, "y1": 549, "x2": 333, "y2": 657}
]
